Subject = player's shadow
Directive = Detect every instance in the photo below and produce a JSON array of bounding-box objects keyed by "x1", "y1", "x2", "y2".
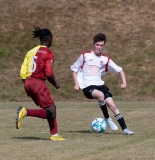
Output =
[
  {"x1": 67, "y1": 130, "x2": 122, "y2": 135},
  {"x1": 12, "y1": 136, "x2": 49, "y2": 140},
  {"x1": 68, "y1": 130, "x2": 94, "y2": 134}
]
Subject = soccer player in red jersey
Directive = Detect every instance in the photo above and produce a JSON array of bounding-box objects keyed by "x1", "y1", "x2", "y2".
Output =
[{"x1": 16, "y1": 27, "x2": 65, "y2": 140}]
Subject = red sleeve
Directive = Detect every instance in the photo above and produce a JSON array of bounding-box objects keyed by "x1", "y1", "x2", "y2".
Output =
[
  {"x1": 45, "y1": 51, "x2": 54, "y2": 76},
  {"x1": 102, "y1": 53, "x2": 110, "y2": 72}
]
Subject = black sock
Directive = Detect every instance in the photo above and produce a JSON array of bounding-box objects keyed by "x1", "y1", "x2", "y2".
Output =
[
  {"x1": 115, "y1": 114, "x2": 127, "y2": 130},
  {"x1": 98, "y1": 101, "x2": 109, "y2": 119}
]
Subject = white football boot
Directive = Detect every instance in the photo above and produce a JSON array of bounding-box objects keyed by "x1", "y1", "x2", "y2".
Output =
[
  {"x1": 105, "y1": 117, "x2": 118, "y2": 131},
  {"x1": 123, "y1": 129, "x2": 134, "y2": 135}
]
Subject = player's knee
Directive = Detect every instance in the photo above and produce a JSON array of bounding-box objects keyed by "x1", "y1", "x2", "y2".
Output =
[
  {"x1": 98, "y1": 92, "x2": 104, "y2": 101},
  {"x1": 46, "y1": 109, "x2": 56, "y2": 119}
]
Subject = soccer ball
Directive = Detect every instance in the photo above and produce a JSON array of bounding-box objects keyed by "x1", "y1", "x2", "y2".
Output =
[{"x1": 91, "y1": 118, "x2": 107, "y2": 133}]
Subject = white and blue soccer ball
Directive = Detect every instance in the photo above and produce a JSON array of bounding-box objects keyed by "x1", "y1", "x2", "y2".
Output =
[{"x1": 91, "y1": 118, "x2": 107, "y2": 133}]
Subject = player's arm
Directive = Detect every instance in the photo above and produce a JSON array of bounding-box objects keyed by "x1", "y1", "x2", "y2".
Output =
[
  {"x1": 72, "y1": 71, "x2": 80, "y2": 91},
  {"x1": 20, "y1": 55, "x2": 28, "y2": 83},
  {"x1": 107, "y1": 59, "x2": 126, "y2": 88},
  {"x1": 119, "y1": 70, "x2": 127, "y2": 89},
  {"x1": 46, "y1": 75, "x2": 60, "y2": 89},
  {"x1": 70, "y1": 55, "x2": 83, "y2": 91},
  {"x1": 45, "y1": 54, "x2": 60, "y2": 89}
]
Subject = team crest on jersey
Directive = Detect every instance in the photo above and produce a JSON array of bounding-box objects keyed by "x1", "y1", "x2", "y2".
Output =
[{"x1": 99, "y1": 61, "x2": 103, "y2": 65}]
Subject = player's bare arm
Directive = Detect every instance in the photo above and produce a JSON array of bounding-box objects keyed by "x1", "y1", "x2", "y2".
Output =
[
  {"x1": 72, "y1": 72, "x2": 80, "y2": 91},
  {"x1": 119, "y1": 70, "x2": 127, "y2": 89},
  {"x1": 47, "y1": 75, "x2": 60, "y2": 89}
]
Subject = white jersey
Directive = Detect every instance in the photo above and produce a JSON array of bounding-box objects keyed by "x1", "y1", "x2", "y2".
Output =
[{"x1": 70, "y1": 50, "x2": 122, "y2": 89}]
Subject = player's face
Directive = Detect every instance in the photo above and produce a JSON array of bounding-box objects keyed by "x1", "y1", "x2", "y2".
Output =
[{"x1": 93, "y1": 41, "x2": 105, "y2": 55}]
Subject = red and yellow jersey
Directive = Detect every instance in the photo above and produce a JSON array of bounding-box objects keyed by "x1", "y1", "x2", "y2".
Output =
[{"x1": 20, "y1": 45, "x2": 54, "y2": 80}]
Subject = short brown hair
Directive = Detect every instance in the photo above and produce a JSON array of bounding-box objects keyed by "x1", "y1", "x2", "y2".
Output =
[{"x1": 93, "y1": 33, "x2": 106, "y2": 44}]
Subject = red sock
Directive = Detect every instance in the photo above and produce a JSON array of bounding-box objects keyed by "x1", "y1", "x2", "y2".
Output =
[
  {"x1": 47, "y1": 118, "x2": 58, "y2": 135},
  {"x1": 26, "y1": 109, "x2": 47, "y2": 119}
]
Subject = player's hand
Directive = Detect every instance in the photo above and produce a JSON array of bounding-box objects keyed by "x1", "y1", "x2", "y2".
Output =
[
  {"x1": 55, "y1": 82, "x2": 60, "y2": 89},
  {"x1": 121, "y1": 83, "x2": 126, "y2": 89},
  {"x1": 74, "y1": 85, "x2": 80, "y2": 92}
]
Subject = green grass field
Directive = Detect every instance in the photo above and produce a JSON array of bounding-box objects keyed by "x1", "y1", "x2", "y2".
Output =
[
  {"x1": 0, "y1": 1, "x2": 155, "y2": 159},
  {"x1": 0, "y1": 101, "x2": 155, "y2": 160}
]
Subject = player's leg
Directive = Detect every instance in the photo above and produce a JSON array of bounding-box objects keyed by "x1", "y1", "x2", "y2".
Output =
[
  {"x1": 36, "y1": 104, "x2": 65, "y2": 140},
  {"x1": 16, "y1": 105, "x2": 65, "y2": 140},
  {"x1": 16, "y1": 78, "x2": 65, "y2": 140},
  {"x1": 46, "y1": 106, "x2": 65, "y2": 140},
  {"x1": 98, "y1": 100, "x2": 109, "y2": 119},
  {"x1": 96, "y1": 85, "x2": 114, "y2": 119},
  {"x1": 83, "y1": 86, "x2": 118, "y2": 131},
  {"x1": 83, "y1": 86, "x2": 109, "y2": 119},
  {"x1": 105, "y1": 97, "x2": 134, "y2": 135},
  {"x1": 16, "y1": 88, "x2": 51, "y2": 129},
  {"x1": 16, "y1": 106, "x2": 66, "y2": 141},
  {"x1": 16, "y1": 78, "x2": 53, "y2": 123},
  {"x1": 16, "y1": 105, "x2": 52, "y2": 129},
  {"x1": 91, "y1": 89, "x2": 109, "y2": 118},
  {"x1": 47, "y1": 117, "x2": 58, "y2": 135}
]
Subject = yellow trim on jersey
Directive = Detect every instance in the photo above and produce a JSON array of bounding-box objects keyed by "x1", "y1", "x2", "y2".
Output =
[{"x1": 20, "y1": 45, "x2": 47, "y2": 79}]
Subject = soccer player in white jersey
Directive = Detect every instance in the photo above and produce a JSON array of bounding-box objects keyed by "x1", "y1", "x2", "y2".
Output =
[{"x1": 70, "y1": 33, "x2": 134, "y2": 135}]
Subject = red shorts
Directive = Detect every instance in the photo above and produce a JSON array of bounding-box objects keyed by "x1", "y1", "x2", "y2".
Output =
[{"x1": 24, "y1": 78, "x2": 54, "y2": 108}]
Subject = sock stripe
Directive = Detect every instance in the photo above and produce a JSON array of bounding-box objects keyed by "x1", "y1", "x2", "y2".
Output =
[
  {"x1": 98, "y1": 101, "x2": 106, "y2": 106},
  {"x1": 115, "y1": 114, "x2": 123, "y2": 120}
]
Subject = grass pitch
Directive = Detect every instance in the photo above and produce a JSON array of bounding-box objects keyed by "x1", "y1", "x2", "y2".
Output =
[{"x1": 0, "y1": 101, "x2": 155, "y2": 160}]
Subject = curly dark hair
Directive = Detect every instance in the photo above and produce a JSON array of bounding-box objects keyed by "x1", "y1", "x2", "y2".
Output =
[
  {"x1": 93, "y1": 33, "x2": 106, "y2": 44},
  {"x1": 32, "y1": 27, "x2": 53, "y2": 41}
]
